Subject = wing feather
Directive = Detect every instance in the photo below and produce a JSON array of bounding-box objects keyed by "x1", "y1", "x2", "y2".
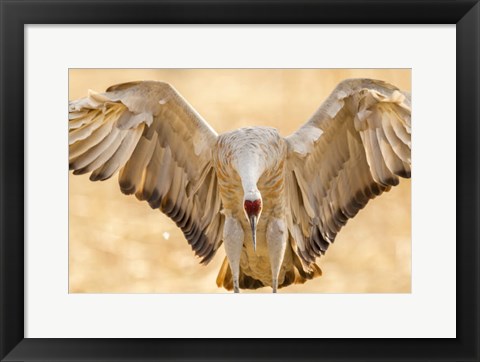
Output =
[
  {"x1": 285, "y1": 78, "x2": 411, "y2": 265},
  {"x1": 71, "y1": 128, "x2": 123, "y2": 174},
  {"x1": 69, "y1": 81, "x2": 223, "y2": 263},
  {"x1": 90, "y1": 124, "x2": 144, "y2": 181},
  {"x1": 118, "y1": 132, "x2": 157, "y2": 195},
  {"x1": 69, "y1": 116, "x2": 117, "y2": 160}
]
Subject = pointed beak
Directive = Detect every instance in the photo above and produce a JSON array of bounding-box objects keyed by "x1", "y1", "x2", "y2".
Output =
[
  {"x1": 249, "y1": 214, "x2": 258, "y2": 252},
  {"x1": 244, "y1": 198, "x2": 262, "y2": 252}
]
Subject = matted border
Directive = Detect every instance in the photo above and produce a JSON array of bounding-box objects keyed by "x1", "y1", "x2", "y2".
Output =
[{"x1": 1, "y1": 0, "x2": 479, "y2": 361}]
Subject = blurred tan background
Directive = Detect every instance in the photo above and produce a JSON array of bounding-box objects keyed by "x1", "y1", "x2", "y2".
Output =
[{"x1": 69, "y1": 69, "x2": 411, "y2": 293}]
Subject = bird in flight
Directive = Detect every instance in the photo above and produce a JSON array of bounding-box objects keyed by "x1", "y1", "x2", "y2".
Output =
[{"x1": 69, "y1": 78, "x2": 411, "y2": 293}]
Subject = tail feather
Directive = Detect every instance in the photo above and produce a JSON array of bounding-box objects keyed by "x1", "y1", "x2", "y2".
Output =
[
  {"x1": 216, "y1": 257, "x2": 233, "y2": 290},
  {"x1": 215, "y1": 257, "x2": 265, "y2": 290},
  {"x1": 215, "y1": 253, "x2": 322, "y2": 291},
  {"x1": 292, "y1": 249, "x2": 322, "y2": 284}
]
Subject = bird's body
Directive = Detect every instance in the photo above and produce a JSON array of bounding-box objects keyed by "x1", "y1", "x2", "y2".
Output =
[
  {"x1": 214, "y1": 127, "x2": 299, "y2": 290},
  {"x1": 68, "y1": 78, "x2": 411, "y2": 292}
]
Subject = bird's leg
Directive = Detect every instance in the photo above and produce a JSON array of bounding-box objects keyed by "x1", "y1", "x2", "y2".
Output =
[
  {"x1": 266, "y1": 218, "x2": 288, "y2": 294},
  {"x1": 271, "y1": 275, "x2": 278, "y2": 293},
  {"x1": 223, "y1": 216, "x2": 244, "y2": 293}
]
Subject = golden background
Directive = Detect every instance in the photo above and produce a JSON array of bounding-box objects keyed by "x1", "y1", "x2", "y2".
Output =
[{"x1": 69, "y1": 69, "x2": 411, "y2": 293}]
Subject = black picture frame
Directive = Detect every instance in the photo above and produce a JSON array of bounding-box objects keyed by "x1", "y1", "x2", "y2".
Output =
[{"x1": 1, "y1": 1, "x2": 478, "y2": 361}]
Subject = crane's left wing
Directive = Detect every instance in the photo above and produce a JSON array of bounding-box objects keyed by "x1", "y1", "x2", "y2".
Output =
[
  {"x1": 69, "y1": 81, "x2": 223, "y2": 263},
  {"x1": 284, "y1": 79, "x2": 411, "y2": 265}
]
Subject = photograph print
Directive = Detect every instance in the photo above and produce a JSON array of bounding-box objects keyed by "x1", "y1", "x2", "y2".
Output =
[{"x1": 69, "y1": 69, "x2": 411, "y2": 293}]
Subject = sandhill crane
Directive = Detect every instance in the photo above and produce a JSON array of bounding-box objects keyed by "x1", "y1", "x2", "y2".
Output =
[{"x1": 69, "y1": 78, "x2": 411, "y2": 293}]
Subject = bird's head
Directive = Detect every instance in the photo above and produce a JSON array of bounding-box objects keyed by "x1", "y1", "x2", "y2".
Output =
[{"x1": 243, "y1": 190, "x2": 262, "y2": 252}]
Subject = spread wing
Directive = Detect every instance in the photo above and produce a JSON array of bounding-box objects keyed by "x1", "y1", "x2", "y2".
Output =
[
  {"x1": 285, "y1": 78, "x2": 411, "y2": 264},
  {"x1": 69, "y1": 81, "x2": 224, "y2": 263}
]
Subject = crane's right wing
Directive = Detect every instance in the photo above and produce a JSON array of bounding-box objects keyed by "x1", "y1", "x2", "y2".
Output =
[
  {"x1": 69, "y1": 81, "x2": 224, "y2": 263},
  {"x1": 284, "y1": 79, "x2": 411, "y2": 265}
]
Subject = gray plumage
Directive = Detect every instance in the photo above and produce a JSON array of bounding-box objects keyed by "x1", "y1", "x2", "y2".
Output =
[{"x1": 68, "y1": 78, "x2": 411, "y2": 292}]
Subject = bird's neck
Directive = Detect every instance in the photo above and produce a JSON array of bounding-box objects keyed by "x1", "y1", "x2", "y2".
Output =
[{"x1": 235, "y1": 155, "x2": 263, "y2": 197}]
